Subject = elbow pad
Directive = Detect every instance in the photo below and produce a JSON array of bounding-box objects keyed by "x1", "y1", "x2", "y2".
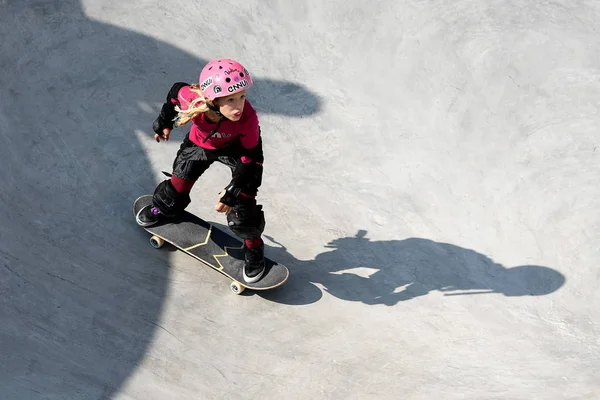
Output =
[{"x1": 153, "y1": 82, "x2": 190, "y2": 132}]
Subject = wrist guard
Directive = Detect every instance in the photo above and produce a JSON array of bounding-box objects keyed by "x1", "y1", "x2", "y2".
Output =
[{"x1": 220, "y1": 183, "x2": 242, "y2": 207}]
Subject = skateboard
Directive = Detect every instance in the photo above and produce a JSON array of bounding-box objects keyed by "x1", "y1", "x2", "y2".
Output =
[{"x1": 133, "y1": 195, "x2": 289, "y2": 295}]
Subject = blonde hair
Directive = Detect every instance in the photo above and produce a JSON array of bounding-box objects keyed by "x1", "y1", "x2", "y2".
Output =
[{"x1": 173, "y1": 84, "x2": 215, "y2": 126}]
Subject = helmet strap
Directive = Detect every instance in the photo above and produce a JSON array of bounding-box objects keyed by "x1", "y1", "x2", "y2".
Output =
[
  {"x1": 202, "y1": 98, "x2": 229, "y2": 143},
  {"x1": 207, "y1": 101, "x2": 224, "y2": 119},
  {"x1": 202, "y1": 117, "x2": 225, "y2": 143}
]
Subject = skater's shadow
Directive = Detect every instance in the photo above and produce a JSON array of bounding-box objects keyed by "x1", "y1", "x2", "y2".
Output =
[{"x1": 244, "y1": 229, "x2": 565, "y2": 306}]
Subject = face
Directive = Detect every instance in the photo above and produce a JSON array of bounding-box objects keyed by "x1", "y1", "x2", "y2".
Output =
[{"x1": 216, "y1": 91, "x2": 247, "y2": 121}]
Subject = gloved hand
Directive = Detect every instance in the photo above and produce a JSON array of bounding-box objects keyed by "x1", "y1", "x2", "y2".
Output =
[
  {"x1": 216, "y1": 184, "x2": 242, "y2": 213},
  {"x1": 153, "y1": 117, "x2": 172, "y2": 142}
]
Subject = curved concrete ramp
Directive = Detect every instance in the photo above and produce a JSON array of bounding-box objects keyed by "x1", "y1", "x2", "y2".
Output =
[{"x1": 1, "y1": 1, "x2": 598, "y2": 399}]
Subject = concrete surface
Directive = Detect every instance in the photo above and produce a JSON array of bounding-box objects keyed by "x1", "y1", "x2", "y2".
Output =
[{"x1": 1, "y1": 1, "x2": 598, "y2": 399}]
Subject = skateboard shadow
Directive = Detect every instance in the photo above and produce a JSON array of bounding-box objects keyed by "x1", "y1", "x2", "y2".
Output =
[
  {"x1": 0, "y1": 1, "x2": 321, "y2": 399},
  {"x1": 212, "y1": 227, "x2": 565, "y2": 306}
]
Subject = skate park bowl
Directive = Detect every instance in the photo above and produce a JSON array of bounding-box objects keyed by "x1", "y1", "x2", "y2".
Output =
[{"x1": 1, "y1": 1, "x2": 598, "y2": 399}]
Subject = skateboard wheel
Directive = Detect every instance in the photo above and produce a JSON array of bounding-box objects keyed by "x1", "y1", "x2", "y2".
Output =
[
  {"x1": 149, "y1": 235, "x2": 164, "y2": 249},
  {"x1": 230, "y1": 281, "x2": 245, "y2": 295}
]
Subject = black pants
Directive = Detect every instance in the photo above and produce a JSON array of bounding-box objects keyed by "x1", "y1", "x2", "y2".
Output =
[{"x1": 172, "y1": 132, "x2": 263, "y2": 196}]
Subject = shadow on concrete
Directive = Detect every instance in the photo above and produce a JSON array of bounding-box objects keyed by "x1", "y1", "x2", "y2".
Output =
[
  {"x1": 203, "y1": 219, "x2": 566, "y2": 306},
  {"x1": 0, "y1": 1, "x2": 320, "y2": 399},
  {"x1": 254, "y1": 230, "x2": 566, "y2": 306}
]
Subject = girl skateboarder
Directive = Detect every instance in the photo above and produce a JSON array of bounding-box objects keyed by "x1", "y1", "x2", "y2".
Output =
[{"x1": 136, "y1": 58, "x2": 267, "y2": 283}]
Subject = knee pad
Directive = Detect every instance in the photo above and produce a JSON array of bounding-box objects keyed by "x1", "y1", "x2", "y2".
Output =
[
  {"x1": 152, "y1": 179, "x2": 191, "y2": 217},
  {"x1": 227, "y1": 201, "x2": 265, "y2": 240}
]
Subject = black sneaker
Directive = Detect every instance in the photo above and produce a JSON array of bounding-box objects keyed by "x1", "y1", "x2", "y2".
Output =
[
  {"x1": 136, "y1": 205, "x2": 161, "y2": 227},
  {"x1": 243, "y1": 243, "x2": 266, "y2": 283}
]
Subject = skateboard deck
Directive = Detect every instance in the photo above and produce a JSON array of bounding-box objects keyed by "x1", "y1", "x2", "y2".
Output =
[{"x1": 133, "y1": 195, "x2": 289, "y2": 294}]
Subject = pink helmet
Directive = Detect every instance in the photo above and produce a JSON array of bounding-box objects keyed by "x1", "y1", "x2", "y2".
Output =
[{"x1": 198, "y1": 58, "x2": 253, "y2": 101}]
